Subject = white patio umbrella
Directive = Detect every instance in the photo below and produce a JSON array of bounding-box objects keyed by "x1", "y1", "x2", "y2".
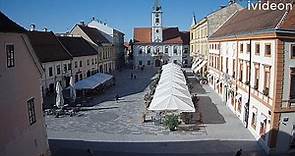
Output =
[
  {"x1": 69, "y1": 76, "x2": 76, "y2": 102},
  {"x1": 55, "y1": 81, "x2": 64, "y2": 109}
]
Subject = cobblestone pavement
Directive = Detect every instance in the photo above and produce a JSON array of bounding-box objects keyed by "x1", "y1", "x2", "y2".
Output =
[{"x1": 46, "y1": 68, "x2": 266, "y2": 155}]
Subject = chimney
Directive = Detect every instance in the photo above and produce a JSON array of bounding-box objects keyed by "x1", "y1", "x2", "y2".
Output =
[
  {"x1": 43, "y1": 27, "x2": 48, "y2": 32},
  {"x1": 80, "y1": 21, "x2": 85, "y2": 26},
  {"x1": 30, "y1": 24, "x2": 36, "y2": 31}
]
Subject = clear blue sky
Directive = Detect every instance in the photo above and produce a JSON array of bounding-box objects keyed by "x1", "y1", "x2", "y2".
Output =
[{"x1": 0, "y1": 0, "x2": 248, "y2": 41}]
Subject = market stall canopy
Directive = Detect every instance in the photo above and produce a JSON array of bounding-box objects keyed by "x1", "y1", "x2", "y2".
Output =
[
  {"x1": 154, "y1": 86, "x2": 191, "y2": 99},
  {"x1": 148, "y1": 94, "x2": 195, "y2": 112},
  {"x1": 157, "y1": 81, "x2": 188, "y2": 90},
  {"x1": 74, "y1": 73, "x2": 113, "y2": 90},
  {"x1": 158, "y1": 74, "x2": 186, "y2": 84},
  {"x1": 148, "y1": 62, "x2": 195, "y2": 112}
]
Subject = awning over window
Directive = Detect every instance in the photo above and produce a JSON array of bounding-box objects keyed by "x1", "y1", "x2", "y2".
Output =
[
  {"x1": 193, "y1": 61, "x2": 207, "y2": 73},
  {"x1": 191, "y1": 59, "x2": 202, "y2": 71},
  {"x1": 74, "y1": 73, "x2": 113, "y2": 90}
]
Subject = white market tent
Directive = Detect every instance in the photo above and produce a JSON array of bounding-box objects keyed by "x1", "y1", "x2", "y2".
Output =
[
  {"x1": 149, "y1": 94, "x2": 195, "y2": 112},
  {"x1": 157, "y1": 82, "x2": 189, "y2": 93},
  {"x1": 154, "y1": 86, "x2": 191, "y2": 99},
  {"x1": 158, "y1": 75, "x2": 186, "y2": 85},
  {"x1": 148, "y1": 63, "x2": 195, "y2": 112},
  {"x1": 74, "y1": 73, "x2": 113, "y2": 90}
]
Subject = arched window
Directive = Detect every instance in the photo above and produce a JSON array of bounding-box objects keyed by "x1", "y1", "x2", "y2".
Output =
[
  {"x1": 147, "y1": 47, "x2": 151, "y2": 54},
  {"x1": 139, "y1": 47, "x2": 143, "y2": 54},
  {"x1": 173, "y1": 47, "x2": 178, "y2": 54},
  {"x1": 165, "y1": 46, "x2": 169, "y2": 53}
]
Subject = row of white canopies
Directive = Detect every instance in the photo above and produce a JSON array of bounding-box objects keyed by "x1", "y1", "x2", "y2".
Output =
[{"x1": 148, "y1": 63, "x2": 195, "y2": 112}]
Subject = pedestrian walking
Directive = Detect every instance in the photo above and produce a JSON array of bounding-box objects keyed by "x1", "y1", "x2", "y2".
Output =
[
  {"x1": 87, "y1": 149, "x2": 94, "y2": 156},
  {"x1": 134, "y1": 74, "x2": 137, "y2": 79},
  {"x1": 115, "y1": 94, "x2": 120, "y2": 103},
  {"x1": 235, "y1": 149, "x2": 242, "y2": 156},
  {"x1": 130, "y1": 72, "x2": 133, "y2": 79}
]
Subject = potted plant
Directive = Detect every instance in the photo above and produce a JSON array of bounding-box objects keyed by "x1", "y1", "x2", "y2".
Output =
[{"x1": 163, "y1": 114, "x2": 180, "y2": 131}]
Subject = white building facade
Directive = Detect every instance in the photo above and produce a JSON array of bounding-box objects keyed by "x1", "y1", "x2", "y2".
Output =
[
  {"x1": 207, "y1": 7, "x2": 295, "y2": 155},
  {"x1": 133, "y1": 0, "x2": 190, "y2": 68}
]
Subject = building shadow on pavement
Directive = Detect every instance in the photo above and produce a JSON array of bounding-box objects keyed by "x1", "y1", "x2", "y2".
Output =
[
  {"x1": 48, "y1": 138, "x2": 267, "y2": 156},
  {"x1": 198, "y1": 96, "x2": 226, "y2": 124},
  {"x1": 188, "y1": 78, "x2": 207, "y2": 94},
  {"x1": 48, "y1": 129, "x2": 295, "y2": 156}
]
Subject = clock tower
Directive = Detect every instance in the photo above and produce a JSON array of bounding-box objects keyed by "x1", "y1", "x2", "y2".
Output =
[{"x1": 152, "y1": 0, "x2": 163, "y2": 43}]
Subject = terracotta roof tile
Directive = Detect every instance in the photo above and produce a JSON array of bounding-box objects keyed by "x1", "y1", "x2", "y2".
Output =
[
  {"x1": 133, "y1": 27, "x2": 189, "y2": 44},
  {"x1": 280, "y1": 6, "x2": 295, "y2": 30},
  {"x1": 134, "y1": 28, "x2": 152, "y2": 43},
  {"x1": 210, "y1": 9, "x2": 287, "y2": 39}
]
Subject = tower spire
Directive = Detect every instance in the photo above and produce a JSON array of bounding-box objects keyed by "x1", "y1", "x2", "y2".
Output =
[
  {"x1": 153, "y1": 0, "x2": 161, "y2": 11},
  {"x1": 191, "y1": 12, "x2": 197, "y2": 27}
]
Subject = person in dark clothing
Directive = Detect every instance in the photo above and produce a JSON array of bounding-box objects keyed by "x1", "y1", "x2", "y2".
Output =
[
  {"x1": 115, "y1": 94, "x2": 120, "y2": 103},
  {"x1": 130, "y1": 72, "x2": 133, "y2": 79},
  {"x1": 134, "y1": 74, "x2": 137, "y2": 79},
  {"x1": 235, "y1": 149, "x2": 242, "y2": 156}
]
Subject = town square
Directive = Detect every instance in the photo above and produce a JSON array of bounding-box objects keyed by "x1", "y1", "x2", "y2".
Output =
[{"x1": 1, "y1": 0, "x2": 295, "y2": 156}]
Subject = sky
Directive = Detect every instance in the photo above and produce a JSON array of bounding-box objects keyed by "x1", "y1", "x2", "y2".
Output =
[{"x1": 0, "y1": 0, "x2": 248, "y2": 41}]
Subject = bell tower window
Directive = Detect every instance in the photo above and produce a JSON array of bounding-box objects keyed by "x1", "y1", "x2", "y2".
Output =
[{"x1": 155, "y1": 18, "x2": 159, "y2": 23}]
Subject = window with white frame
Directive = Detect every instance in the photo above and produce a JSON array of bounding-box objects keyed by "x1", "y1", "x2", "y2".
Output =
[
  {"x1": 139, "y1": 48, "x2": 143, "y2": 54},
  {"x1": 265, "y1": 43, "x2": 271, "y2": 56},
  {"x1": 165, "y1": 46, "x2": 169, "y2": 53},
  {"x1": 56, "y1": 65, "x2": 61, "y2": 75},
  {"x1": 48, "y1": 67, "x2": 53, "y2": 77},
  {"x1": 6, "y1": 44, "x2": 15, "y2": 68},
  {"x1": 291, "y1": 44, "x2": 295, "y2": 59},
  {"x1": 147, "y1": 47, "x2": 151, "y2": 54},
  {"x1": 173, "y1": 47, "x2": 177, "y2": 54},
  {"x1": 290, "y1": 68, "x2": 295, "y2": 101},
  {"x1": 27, "y1": 98, "x2": 36, "y2": 125}
]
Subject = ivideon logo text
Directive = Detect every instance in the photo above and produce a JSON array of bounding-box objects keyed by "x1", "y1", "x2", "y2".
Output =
[{"x1": 248, "y1": 0, "x2": 293, "y2": 11}]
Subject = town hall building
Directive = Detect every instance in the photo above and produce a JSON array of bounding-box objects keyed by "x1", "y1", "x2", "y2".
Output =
[{"x1": 133, "y1": 0, "x2": 190, "y2": 68}]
